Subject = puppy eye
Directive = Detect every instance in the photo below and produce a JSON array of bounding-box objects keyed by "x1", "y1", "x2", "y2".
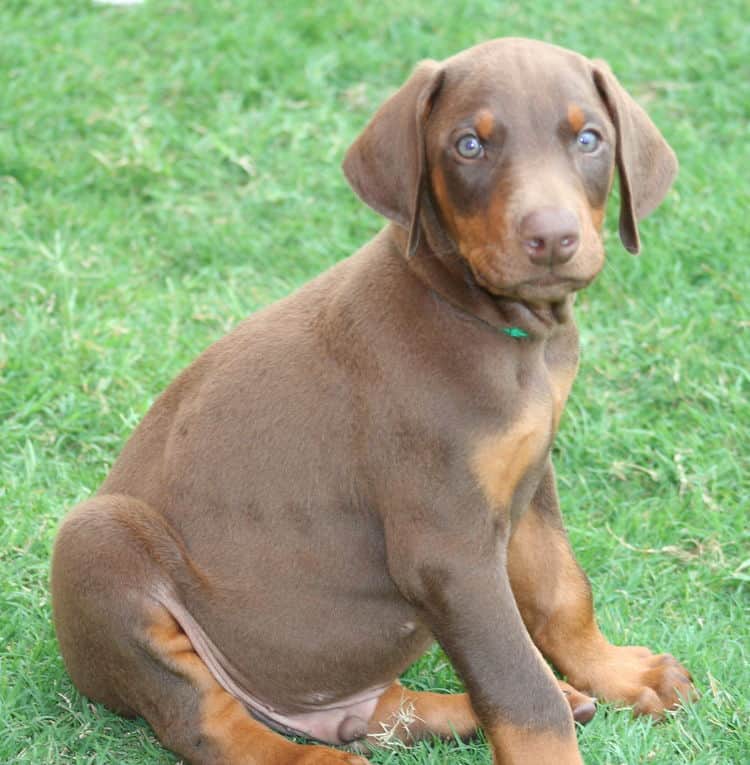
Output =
[
  {"x1": 576, "y1": 129, "x2": 602, "y2": 153},
  {"x1": 456, "y1": 133, "x2": 484, "y2": 159}
]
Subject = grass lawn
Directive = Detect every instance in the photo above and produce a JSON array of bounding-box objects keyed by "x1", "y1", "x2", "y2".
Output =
[{"x1": 1, "y1": 1, "x2": 748, "y2": 763}]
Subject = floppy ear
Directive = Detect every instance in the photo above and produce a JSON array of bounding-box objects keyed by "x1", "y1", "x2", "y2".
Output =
[
  {"x1": 342, "y1": 60, "x2": 444, "y2": 255},
  {"x1": 593, "y1": 62, "x2": 678, "y2": 254}
]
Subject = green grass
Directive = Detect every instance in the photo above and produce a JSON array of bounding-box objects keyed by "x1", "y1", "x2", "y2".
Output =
[{"x1": 1, "y1": 1, "x2": 748, "y2": 763}]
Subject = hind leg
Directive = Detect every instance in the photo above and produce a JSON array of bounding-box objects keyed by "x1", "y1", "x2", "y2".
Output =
[
  {"x1": 51, "y1": 495, "x2": 368, "y2": 765},
  {"x1": 363, "y1": 677, "x2": 593, "y2": 749}
]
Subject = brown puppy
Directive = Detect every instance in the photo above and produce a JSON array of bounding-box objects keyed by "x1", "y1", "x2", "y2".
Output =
[{"x1": 51, "y1": 38, "x2": 693, "y2": 765}]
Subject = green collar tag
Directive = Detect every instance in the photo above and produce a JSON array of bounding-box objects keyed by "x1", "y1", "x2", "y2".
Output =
[{"x1": 503, "y1": 327, "x2": 529, "y2": 339}]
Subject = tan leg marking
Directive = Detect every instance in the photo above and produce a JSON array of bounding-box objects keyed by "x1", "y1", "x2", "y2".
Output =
[
  {"x1": 570, "y1": 643, "x2": 696, "y2": 719},
  {"x1": 508, "y1": 512, "x2": 695, "y2": 719},
  {"x1": 488, "y1": 720, "x2": 583, "y2": 765},
  {"x1": 364, "y1": 679, "x2": 594, "y2": 751},
  {"x1": 366, "y1": 682, "x2": 477, "y2": 746},
  {"x1": 146, "y1": 608, "x2": 369, "y2": 765}
]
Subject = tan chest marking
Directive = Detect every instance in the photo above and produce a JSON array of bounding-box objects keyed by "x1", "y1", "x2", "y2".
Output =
[
  {"x1": 471, "y1": 405, "x2": 551, "y2": 511},
  {"x1": 549, "y1": 361, "x2": 577, "y2": 431}
]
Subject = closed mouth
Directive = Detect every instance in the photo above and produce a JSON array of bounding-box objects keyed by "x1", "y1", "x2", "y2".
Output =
[
  {"x1": 521, "y1": 275, "x2": 584, "y2": 288},
  {"x1": 468, "y1": 258, "x2": 591, "y2": 300},
  {"x1": 473, "y1": 273, "x2": 585, "y2": 301}
]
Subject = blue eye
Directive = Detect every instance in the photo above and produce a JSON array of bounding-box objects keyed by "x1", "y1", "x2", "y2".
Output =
[
  {"x1": 456, "y1": 133, "x2": 483, "y2": 159},
  {"x1": 577, "y1": 129, "x2": 601, "y2": 153}
]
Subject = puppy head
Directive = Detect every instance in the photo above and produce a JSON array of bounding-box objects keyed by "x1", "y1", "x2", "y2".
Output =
[{"x1": 343, "y1": 38, "x2": 677, "y2": 302}]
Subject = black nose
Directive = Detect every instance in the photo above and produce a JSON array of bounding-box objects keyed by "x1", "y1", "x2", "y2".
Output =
[{"x1": 520, "y1": 207, "x2": 580, "y2": 266}]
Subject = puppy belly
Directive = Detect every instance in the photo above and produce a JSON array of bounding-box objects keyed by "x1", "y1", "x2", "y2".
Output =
[{"x1": 157, "y1": 587, "x2": 431, "y2": 744}]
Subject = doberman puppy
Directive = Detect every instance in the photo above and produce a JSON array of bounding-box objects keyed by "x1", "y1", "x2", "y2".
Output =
[{"x1": 51, "y1": 38, "x2": 694, "y2": 764}]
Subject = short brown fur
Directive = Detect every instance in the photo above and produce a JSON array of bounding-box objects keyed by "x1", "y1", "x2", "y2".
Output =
[{"x1": 52, "y1": 38, "x2": 690, "y2": 765}]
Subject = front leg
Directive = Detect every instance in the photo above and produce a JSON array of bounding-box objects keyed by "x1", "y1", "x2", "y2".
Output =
[
  {"x1": 384, "y1": 508, "x2": 582, "y2": 765},
  {"x1": 508, "y1": 462, "x2": 695, "y2": 718}
]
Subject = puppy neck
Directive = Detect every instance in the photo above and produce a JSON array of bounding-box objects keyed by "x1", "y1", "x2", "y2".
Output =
[{"x1": 389, "y1": 223, "x2": 574, "y2": 340}]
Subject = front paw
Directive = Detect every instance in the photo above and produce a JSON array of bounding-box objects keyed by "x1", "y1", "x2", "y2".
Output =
[
  {"x1": 558, "y1": 680, "x2": 597, "y2": 724},
  {"x1": 291, "y1": 746, "x2": 370, "y2": 765},
  {"x1": 585, "y1": 645, "x2": 695, "y2": 719}
]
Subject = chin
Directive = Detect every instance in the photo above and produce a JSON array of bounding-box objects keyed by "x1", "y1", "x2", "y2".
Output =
[
  {"x1": 472, "y1": 261, "x2": 601, "y2": 304},
  {"x1": 512, "y1": 279, "x2": 589, "y2": 303},
  {"x1": 477, "y1": 275, "x2": 590, "y2": 304}
]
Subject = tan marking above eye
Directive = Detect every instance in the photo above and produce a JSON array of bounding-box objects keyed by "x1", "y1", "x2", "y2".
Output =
[
  {"x1": 489, "y1": 712, "x2": 579, "y2": 759},
  {"x1": 475, "y1": 109, "x2": 495, "y2": 141},
  {"x1": 567, "y1": 103, "x2": 586, "y2": 134}
]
